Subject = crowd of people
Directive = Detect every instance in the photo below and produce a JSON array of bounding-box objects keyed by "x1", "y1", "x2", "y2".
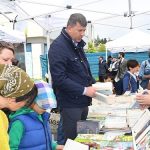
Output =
[
  {"x1": 98, "y1": 51, "x2": 150, "y2": 94},
  {"x1": 0, "y1": 13, "x2": 150, "y2": 150}
]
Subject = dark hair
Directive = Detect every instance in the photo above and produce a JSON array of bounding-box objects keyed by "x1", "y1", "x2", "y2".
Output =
[
  {"x1": 148, "y1": 49, "x2": 150, "y2": 58},
  {"x1": 119, "y1": 52, "x2": 125, "y2": 57},
  {"x1": 0, "y1": 41, "x2": 15, "y2": 54},
  {"x1": 67, "y1": 13, "x2": 87, "y2": 27},
  {"x1": 108, "y1": 55, "x2": 112, "y2": 59},
  {"x1": 16, "y1": 85, "x2": 38, "y2": 107},
  {"x1": 12, "y1": 59, "x2": 19, "y2": 66},
  {"x1": 127, "y1": 59, "x2": 139, "y2": 70}
]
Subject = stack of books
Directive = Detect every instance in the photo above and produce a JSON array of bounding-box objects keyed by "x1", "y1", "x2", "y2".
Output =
[
  {"x1": 75, "y1": 132, "x2": 134, "y2": 150},
  {"x1": 132, "y1": 109, "x2": 150, "y2": 150}
]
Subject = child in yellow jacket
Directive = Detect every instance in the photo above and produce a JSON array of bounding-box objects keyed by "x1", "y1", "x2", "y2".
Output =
[{"x1": 0, "y1": 109, "x2": 10, "y2": 150}]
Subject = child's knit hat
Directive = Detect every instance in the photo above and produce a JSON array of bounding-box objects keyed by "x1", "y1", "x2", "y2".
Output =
[{"x1": 34, "y1": 80, "x2": 57, "y2": 110}]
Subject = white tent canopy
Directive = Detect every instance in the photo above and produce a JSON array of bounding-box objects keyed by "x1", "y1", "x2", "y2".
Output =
[
  {"x1": 106, "y1": 29, "x2": 150, "y2": 53},
  {"x1": 1, "y1": 0, "x2": 150, "y2": 39},
  {"x1": 0, "y1": 25, "x2": 26, "y2": 43}
]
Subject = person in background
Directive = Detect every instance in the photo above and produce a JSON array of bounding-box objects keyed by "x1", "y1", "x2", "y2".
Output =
[
  {"x1": 98, "y1": 56, "x2": 108, "y2": 82},
  {"x1": 0, "y1": 41, "x2": 19, "y2": 66},
  {"x1": 114, "y1": 52, "x2": 127, "y2": 95},
  {"x1": 123, "y1": 59, "x2": 139, "y2": 94},
  {"x1": 48, "y1": 13, "x2": 96, "y2": 143},
  {"x1": 108, "y1": 57, "x2": 119, "y2": 80},
  {"x1": 0, "y1": 41, "x2": 15, "y2": 64},
  {"x1": 0, "y1": 41, "x2": 16, "y2": 150},
  {"x1": 0, "y1": 64, "x2": 64, "y2": 150},
  {"x1": 107, "y1": 55, "x2": 112, "y2": 68},
  {"x1": 138, "y1": 50, "x2": 150, "y2": 90}
]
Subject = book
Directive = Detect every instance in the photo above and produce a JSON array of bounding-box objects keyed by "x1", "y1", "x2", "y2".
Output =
[
  {"x1": 92, "y1": 82, "x2": 113, "y2": 91},
  {"x1": 64, "y1": 139, "x2": 89, "y2": 150},
  {"x1": 104, "y1": 116, "x2": 128, "y2": 129},
  {"x1": 136, "y1": 131, "x2": 150, "y2": 150},
  {"x1": 132, "y1": 109, "x2": 150, "y2": 137},
  {"x1": 77, "y1": 120, "x2": 103, "y2": 134},
  {"x1": 132, "y1": 109, "x2": 150, "y2": 149},
  {"x1": 135, "y1": 121, "x2": 150, "y2": 144},
  {"x1": 95, "y1": 92, "x2": 114, "y2": 104},
  {"x1": 75, "y1": 134, "x2": 134, "y2": 150}
]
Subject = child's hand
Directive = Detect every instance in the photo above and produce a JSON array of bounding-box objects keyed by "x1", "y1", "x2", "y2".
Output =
[{"x1": 56, "y1": 145, "x2": 64, "y2": 150}]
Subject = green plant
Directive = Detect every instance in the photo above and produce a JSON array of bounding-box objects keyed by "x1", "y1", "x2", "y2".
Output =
[
  {"x1": 87, "y1": 42, "x2": 97, "y2": 53},
  {"x1": 97, "y1": 43, "x2": 106, "y2": 52}
]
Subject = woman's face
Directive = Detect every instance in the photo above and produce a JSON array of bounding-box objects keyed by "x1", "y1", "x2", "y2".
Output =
[
  {"x1": 0, "y1": 48, "x2": 14, "y2": 64},
  {"x1": 0, "y1": 96, "x2": 7, "y2": 109}
]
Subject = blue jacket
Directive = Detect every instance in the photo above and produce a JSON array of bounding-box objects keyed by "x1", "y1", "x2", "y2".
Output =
[
  {"x1": 48, "y1": 28, "x2": 95, "y2": 108},
  {"x1": 138, "y1": 59, "x2": 150, "y2": 89},
  {"x1": 9, "y1": 112, "x2": 52, "y2": 150},
  {"x1": 123, "y1": 72, "x2": 138, "y2": 93}
]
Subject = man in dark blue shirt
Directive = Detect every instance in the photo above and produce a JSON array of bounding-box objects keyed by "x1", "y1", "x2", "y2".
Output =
[{"x1": 48, "y1": 13, "x2": 96, "y2": 143}]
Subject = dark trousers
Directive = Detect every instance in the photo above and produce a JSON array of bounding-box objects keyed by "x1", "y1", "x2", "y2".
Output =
[
  {"x1": 61, "y1": 107, "x2": 88, "y2": 143},
  {"x1": 57, "y1": 114, "x2": 65, "y2": 145},
  {"x1": 114, "y1": 79, "x2": 123, "y2": 95}
]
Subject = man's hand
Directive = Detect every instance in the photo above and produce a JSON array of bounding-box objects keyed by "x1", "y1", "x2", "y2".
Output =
[
  {"x1": 136, "y1": 92, "x2": 150, "y2": 105},
  {"x1": 84, "y1": 86, "x2": 96, "y2": 98}
]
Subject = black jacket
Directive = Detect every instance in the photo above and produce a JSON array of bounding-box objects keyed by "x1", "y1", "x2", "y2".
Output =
[{"x1": 48, "y1": 28, "x2": 95, "y2": 108}]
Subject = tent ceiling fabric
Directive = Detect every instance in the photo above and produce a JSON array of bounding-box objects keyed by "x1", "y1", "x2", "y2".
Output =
[
  {"x1": 106, "y1": 29, "x2": 150, "y2": 53},
  {"x1": 0, "y1": 25, "x2": 26, "y2": 43},
  {"x1": 0, "y1": 0, "x2": 150, "y2": 38}
]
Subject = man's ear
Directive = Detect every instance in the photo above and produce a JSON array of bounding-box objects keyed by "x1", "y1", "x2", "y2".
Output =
[
  {"x1": 67, "y1": 25, "x2": 74, "y2": 32},
  {"x1": 67, "y1": 25, "x2": 72, "y2": 32}
]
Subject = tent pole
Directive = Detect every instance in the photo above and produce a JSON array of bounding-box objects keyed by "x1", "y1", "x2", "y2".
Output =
[
  {"x1": 106, "y1": 48, "x2": 108, "y2": 61},
  {"x1": 128, "y1": 0, "x2": 133, "y2": 29},
  {"x1": 46, "y1": 31, "x2": 52, "y2": 83}
]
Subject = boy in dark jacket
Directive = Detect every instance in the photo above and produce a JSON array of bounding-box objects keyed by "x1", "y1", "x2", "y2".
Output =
[{"x1": 123, "y1": 59, "x2": 139, "y2": 94}]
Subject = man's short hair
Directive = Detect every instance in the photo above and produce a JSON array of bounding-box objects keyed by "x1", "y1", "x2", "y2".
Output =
[
  {"x1": 0, "y1": 41, "x2": 14, "y2": 54},
  {"x1": 67, "y1": 13, "x2": 87, "y2": 27},
  {"x1": 99, "y1": 56, "x2": 103, "y2": 59},
  {"x1": 119, "y1": 52, "x2": 125, "y2": 58}
]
